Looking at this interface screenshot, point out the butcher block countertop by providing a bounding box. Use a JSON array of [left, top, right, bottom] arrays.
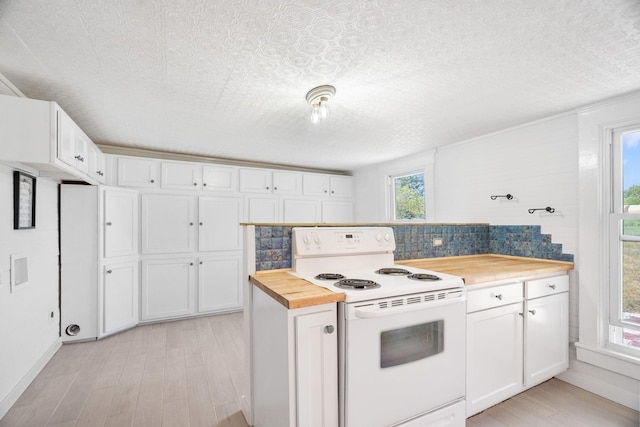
[[249, 254, 573, 309], [396, 254, 573, 285]]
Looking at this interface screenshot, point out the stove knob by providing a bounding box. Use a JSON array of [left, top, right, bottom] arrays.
[[314, 235, 321, 244], [376, 233, 382, 241], [384, 233, 390, 241], [303, 235, 310, 245]]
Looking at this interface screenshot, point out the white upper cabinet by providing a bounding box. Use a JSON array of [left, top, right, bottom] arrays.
[[87, 143, 106, 183], [118, 157, 160, 188], [303, 173, 353, 198], [141, 194, 195, 254], [203, 165, 237, 192], [240, 168, 302, 195], [57, 109, 95, 176], [161, 161, 202, 190], [199, 196, 243, 251], [329, 176, 353, 198], [273, 171, 302, 195], [239, 168, 272, 193], [0, 95, 104, 182]]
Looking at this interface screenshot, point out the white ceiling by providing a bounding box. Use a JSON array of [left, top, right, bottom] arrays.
[[1, 1, 640, 172]]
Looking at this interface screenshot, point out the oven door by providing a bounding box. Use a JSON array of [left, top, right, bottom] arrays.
[[340, 294, 466, 427]]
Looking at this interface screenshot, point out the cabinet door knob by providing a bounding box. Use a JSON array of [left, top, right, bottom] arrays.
[[548, 284, 556, 290], [97, 171, 104, 176], [190, 222, 194, 226], [494, 294, 503, 300], [106, 222, 112, 226], [150, 179, 155, 183], [266, 186, 270, 190], [518, 312, 524, 317], [324, 190, 328, 193], [203, 182, 207, 186], [274, 187, 278, 190], [331, 190, 335, 193], [200, 261, 203, 265], [193, 182, 197, 186], [199, 222, 203, 226], [324, 325, 335, 334], [190, 262, 194, 266], [106, 270, 112, 274], [529, 309, 536, 315], [74, 155, 84, 162]]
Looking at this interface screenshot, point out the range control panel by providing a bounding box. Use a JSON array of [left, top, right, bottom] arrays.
[[292, 227, 395, 257]]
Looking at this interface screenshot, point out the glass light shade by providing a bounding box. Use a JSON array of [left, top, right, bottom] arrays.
[[310, 105, 321, 124], [318, 103, 329, 119]]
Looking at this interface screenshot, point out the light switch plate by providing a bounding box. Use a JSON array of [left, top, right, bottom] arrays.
[[433, 238, 443, 247]]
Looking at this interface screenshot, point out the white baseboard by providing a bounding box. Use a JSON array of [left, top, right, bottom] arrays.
[[557, 366, 640, 411], [0, 338, 62, 420]]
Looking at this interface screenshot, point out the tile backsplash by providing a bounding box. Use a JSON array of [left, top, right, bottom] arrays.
[[254, 224, 573, 271]]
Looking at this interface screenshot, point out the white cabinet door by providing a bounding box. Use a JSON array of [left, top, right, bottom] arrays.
[[102, 261, 138, 335], [104, 188, 138, 258], [141, 258, 196, 320], [273, 171, 301, 195], [295, 307, 339, 427], [118, 157, 160, 188], [246, 196, 279, 223], [141, 194, 195, 254], [321, 201, 353, 223], [329, 176, 353, 198], [199, 196, 242, 251], [198, 255, 242, 313], [56, 109, 77, 168], [524, 292, 569, 387], [282, 199, 321, 223], [161, 162, 202, 190], [74, 132, 90, 174], [88, 143, 106, 183], [239, 168, 272, 193], [302, 174, 329, 197], [466, 302, 524, 417], [203, 165, 237, 192]]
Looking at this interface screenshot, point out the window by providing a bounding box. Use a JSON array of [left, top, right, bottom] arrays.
[[609, 128, 640, 352], [390, 172, 425, 220]]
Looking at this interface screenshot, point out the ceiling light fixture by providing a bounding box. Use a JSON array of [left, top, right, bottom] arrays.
[[306, 85, 336, 124]]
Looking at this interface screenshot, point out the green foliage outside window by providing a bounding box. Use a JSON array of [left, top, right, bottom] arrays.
[[394, 173, 425, 220]]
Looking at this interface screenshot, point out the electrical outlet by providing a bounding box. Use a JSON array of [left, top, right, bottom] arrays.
[[433, 238, 443, 247]]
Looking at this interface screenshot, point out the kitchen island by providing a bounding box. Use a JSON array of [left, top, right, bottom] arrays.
[[246, 253, 574, 426]]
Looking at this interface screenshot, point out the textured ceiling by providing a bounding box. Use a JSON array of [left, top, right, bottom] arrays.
[[1, 0, 640, 172]]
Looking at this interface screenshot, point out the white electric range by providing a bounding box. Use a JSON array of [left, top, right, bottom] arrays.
[[290, 227, 466, 427]]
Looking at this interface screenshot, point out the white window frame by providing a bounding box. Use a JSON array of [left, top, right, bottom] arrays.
[[607, 127, 640, 356], [607, 130, 640, 355], [388, 170, 426, 222]]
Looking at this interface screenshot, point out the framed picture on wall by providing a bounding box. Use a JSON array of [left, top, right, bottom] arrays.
[[13, 171, 36, 229]]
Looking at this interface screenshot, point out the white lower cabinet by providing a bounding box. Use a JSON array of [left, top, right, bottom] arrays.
[[252, 286, 338, 427], [466, 302, 523, 416], [141, 258, 196, 321], [198, 255, 242, 313], [102, 261, 138, 335], [466, 273, 569, 417]]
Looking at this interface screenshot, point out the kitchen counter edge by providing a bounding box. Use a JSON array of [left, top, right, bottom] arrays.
[[249, 254, 574, 309]]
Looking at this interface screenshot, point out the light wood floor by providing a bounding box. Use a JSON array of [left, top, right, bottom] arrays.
[[1, 312, 638, 427]]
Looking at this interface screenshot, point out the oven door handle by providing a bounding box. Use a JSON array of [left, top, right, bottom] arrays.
[[353, 297, 464, 319]]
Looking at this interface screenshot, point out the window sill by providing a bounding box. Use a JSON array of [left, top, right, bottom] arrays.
[[575, 342, 640, 380]]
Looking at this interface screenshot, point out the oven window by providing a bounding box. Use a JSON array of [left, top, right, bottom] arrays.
[[380, 320, 444, 368]]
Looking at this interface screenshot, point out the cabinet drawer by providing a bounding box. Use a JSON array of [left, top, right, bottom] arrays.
[[526, 274, 568, 299], [467, 282, 523, 313]]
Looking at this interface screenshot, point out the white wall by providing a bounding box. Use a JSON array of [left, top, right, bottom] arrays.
[[0, 163, 61, 418], [433, 113, 579, 256]]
